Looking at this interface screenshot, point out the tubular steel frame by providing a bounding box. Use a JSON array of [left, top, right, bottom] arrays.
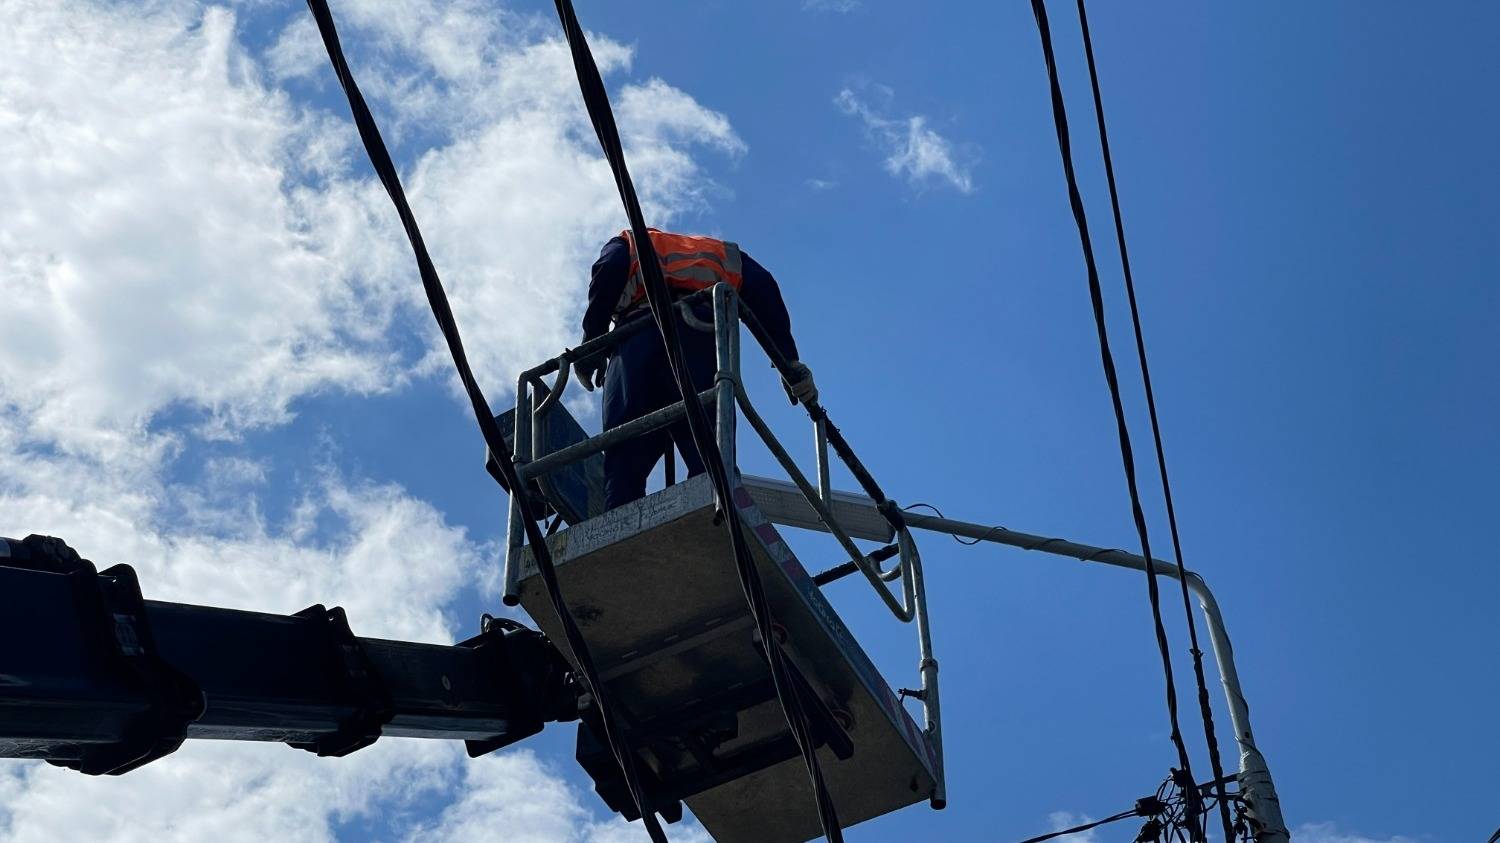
[[496, 282, 1287, 839], [500, 283, 946, 809], [892, 512, 1287, 841]]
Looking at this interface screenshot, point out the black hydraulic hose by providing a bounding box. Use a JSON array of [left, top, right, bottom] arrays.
[[1073, 2, 1235, 839], [548, 1, 845, 839], [1027, 1, 1202, 836], [301, 2, 667, 839]]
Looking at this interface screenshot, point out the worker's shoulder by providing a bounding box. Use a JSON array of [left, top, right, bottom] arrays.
[[594, 234, 629, 264]]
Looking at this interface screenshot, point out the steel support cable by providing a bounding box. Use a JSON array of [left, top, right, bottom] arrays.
[[300, 2, 667, 840], [547, 1, 845, 839], [1072, 2, 1235, 839], [1027, 1, 1202, 836]]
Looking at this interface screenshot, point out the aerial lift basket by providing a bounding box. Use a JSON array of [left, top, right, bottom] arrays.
[[494, 285, 944, 842], [514, 474, 937, 841]]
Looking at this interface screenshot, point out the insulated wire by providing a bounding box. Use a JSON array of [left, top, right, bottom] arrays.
[[548, 1, 845, 839], [903, 502, 1001, 546], [1072, 2, 1235, 838], [301, 2, 668, 840], [1027, 1, 1201, 835], [1015, 809, 1137, 843]]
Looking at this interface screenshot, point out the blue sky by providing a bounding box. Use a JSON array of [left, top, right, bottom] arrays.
[[1, 2, 1495, 842]]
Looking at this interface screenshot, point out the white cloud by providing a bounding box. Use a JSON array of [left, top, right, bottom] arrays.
[[269, 2, 745, 410], [0, 423, 482, 641], [0, 0, 745, 838], [0, 0, 742, 460], [0, 430, 482, 840], [0, 0, 407, 459], [405, 751, 715, 843], [835, 87, 975, 194], [1041, 810, 1101, 843], [803, 0, 862, 12], [0, 738, 456, 843], [401, 62, 744, 390], [1293, 822, 1418, 843], [2, 734, 721, 843], [265, 11, 328, 82]]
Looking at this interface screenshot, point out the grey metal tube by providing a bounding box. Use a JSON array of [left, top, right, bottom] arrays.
[[735, 383, 944, 805], [899, 529, 945, 809], [501, 491, 526, 608], [518, 388, 716, 482], [520, 291, 717, 381], [501, 378, 533, 607], [1186, 574, 1287, 842], [713, 284, 739, 481], [897, 510, 1288, 841], [815, 417, 832, 510], [735, 388, 915, 623]]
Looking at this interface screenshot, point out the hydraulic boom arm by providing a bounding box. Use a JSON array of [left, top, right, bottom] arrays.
[[0, 534, 580, 775]]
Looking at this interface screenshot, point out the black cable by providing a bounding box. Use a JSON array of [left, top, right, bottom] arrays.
[[301, 2, 668, 839], [1027, 2, 1201, 837], [548, 2, 845, 839], [1014, 768, 1230, 843], [1016, 809, 1138, 843], [1072, 3, 1235, 838], [903, 502, 1003, 545]]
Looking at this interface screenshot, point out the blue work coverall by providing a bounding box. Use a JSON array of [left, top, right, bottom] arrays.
[[581, 235, 801, 510]]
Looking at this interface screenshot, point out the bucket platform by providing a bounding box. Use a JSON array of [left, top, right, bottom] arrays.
[[514, 473, 939, 842], [499, 284, 944, 841]]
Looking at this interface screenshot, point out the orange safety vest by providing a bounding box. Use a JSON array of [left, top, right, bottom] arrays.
[[615, 228, 743, 317]]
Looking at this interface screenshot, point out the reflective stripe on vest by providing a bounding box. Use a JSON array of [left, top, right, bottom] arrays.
[[615, 229, 743, 317]]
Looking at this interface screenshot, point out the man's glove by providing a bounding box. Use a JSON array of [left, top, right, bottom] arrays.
[[781, 360, 818, 406], [576, 354, 608, 392]]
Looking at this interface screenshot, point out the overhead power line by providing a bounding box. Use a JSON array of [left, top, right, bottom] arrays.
[[1027, 1, 1202, 837], [548, 1, 845, 839], [303, 1, 668, 839], [1072, 1, 1235, 839], [1016, 809, 1137, 843]]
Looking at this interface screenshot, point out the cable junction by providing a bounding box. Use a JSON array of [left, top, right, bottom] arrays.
[[1014, 771, 1247, 843]]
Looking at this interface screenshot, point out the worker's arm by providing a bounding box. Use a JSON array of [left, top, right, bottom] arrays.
[[737, 251, 800, 363], [738, 251, 817, 405], [580, 235, 630, 344], [577, 236, 630, 390]]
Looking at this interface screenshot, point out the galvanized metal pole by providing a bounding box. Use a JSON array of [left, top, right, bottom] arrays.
[[712, 283, 739, 481], [815, 417, 833, 509], [501, 377, 533, 607], [894, 510, 1289, 842], [518, 388, 716, 482], [898, 528, 946, 809], [1186, 573, 1285, 842]]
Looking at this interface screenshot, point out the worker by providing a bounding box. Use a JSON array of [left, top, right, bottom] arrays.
[[576, 228, 816, 510]]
